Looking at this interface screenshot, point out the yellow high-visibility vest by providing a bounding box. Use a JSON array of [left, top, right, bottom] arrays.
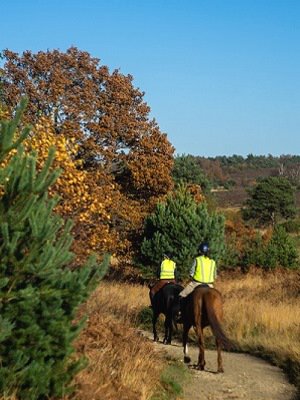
[[193, 256, 216, 283], [160, 259, 176, 279]]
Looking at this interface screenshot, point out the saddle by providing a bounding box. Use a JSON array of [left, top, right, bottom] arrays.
[[153, 280, 175, 295]]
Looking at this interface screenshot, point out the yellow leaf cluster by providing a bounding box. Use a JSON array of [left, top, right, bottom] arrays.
[[25, 117, 115, 261]]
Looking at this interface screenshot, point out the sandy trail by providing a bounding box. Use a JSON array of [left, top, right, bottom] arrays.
[[141, 330, 298, 400]]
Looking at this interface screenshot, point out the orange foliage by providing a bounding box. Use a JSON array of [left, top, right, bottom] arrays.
[[185, 183, 204, 203], [23, 117, 116, 261], [1, 48, 174, 262], [225, 214, 256, 254]]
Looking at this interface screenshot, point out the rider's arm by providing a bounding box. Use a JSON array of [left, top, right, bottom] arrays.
[[174, 266, 178, 281], [156, 264, 161, 279], [189, 259, 196, 278]]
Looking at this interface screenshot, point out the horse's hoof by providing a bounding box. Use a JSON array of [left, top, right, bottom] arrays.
[[184, 356, 191, 364], [217, 368, 224, 373]]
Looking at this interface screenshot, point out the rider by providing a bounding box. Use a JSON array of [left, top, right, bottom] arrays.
[[177, 242, 216, 320], [149, 253, 177, 303]]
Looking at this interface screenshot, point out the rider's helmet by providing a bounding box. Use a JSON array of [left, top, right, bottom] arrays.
[[199, 242, 209, 255], [163, 253, 171, 259]]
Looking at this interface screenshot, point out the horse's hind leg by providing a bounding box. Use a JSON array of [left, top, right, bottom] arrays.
[[183, 324, 191, 363], [152, 312, 159, 342], [216, 338, 224, 373], [195, 326, 205, 370], [163, 314, 172, 344]]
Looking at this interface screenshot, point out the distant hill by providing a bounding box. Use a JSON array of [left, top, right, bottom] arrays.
[[194, 155, 300, 208]]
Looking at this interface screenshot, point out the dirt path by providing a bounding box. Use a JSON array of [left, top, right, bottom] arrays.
[[140, 330, 298, 400]]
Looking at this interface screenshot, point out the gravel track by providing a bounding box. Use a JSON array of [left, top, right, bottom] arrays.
[[141, 330, 298, 400]]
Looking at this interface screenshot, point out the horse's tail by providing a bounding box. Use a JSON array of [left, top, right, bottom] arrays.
[[204, 292, 233, 351]]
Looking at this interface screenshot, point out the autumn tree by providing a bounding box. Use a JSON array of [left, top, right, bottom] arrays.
[[0, 48, 174, 262], [21, 117, 118, 263], [221, 212, 258, 270], [197, 157, 227, 186]]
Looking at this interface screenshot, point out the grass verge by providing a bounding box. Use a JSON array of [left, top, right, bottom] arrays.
[[150, 358, 189, 400]]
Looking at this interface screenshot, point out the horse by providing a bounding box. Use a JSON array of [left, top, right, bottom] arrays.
[[181, 285, 232, 373], [150, 283, 183, 344]]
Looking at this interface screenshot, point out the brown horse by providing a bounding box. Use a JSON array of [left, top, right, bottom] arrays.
[[181, 285, 232, 373]]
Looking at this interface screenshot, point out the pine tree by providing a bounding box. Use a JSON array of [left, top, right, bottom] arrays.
[[0, 99, 109, 399], [242, 176, 297, 226], [140, 185, 225, 279], [265, 225, 298, 269], [172, 154, 211, 193]]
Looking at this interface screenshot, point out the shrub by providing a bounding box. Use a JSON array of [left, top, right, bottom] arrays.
[[241, 234, 266, 272], [221, 238, 241, 270], [280, 219, 300, 234], [240, 226, 298, 271], [264, 225, 298, 269]]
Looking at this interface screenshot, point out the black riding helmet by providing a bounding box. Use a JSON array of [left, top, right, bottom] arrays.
[[199, 242, 209, 255]]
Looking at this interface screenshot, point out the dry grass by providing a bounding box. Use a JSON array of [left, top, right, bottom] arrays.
[[71, 282, 162, 400], [216, 270, 300, 387]]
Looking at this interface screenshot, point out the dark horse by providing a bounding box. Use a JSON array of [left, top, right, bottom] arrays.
[[150, 283, 183, 344], [181, 285, 232, 372]]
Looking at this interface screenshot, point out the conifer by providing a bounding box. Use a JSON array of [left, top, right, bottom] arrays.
[[0, 98, 109, 399], [141, 185, 225, 279]]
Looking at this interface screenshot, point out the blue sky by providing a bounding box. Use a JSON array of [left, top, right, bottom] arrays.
[[1, 0, 300, 157]]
